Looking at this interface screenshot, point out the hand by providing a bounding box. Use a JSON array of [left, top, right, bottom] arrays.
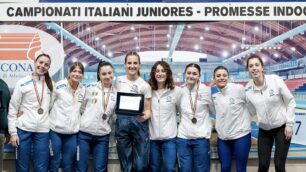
[[284, 125, 293, 141], [9, 135, 19, 148], [137, 114, 149, 122]]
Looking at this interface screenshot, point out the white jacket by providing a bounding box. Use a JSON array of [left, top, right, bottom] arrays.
[[80, 82, 117, 136], [178, 83, 214, 139], [149, 86, 182, 140], [49, 79, 85, 134], [212, 83, 251, 140], [245, 74, 296, 130], [8, 75, 52, 135]]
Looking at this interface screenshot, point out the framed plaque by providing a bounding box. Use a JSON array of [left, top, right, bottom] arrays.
[[115, 92, 144, 116]]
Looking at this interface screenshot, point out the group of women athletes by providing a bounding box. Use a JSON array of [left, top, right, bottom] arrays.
[[7, 51, 295, 172]]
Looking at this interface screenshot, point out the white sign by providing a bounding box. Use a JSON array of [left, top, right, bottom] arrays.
[[0, 2, 306, 21]]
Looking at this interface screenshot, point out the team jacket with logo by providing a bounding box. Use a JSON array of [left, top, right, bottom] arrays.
[[8, 75, 52, 135], [49, 79, 85, 134], [245, 74, 296, 130], [149, 86, 182, 140], [115, 75, 152, 98], [212, 83, 251, 140], [79, 82, 117, 136], [178, 83, 214, 139]]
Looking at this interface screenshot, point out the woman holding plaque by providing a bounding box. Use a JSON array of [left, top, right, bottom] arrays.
[[76, 61, 117, 172], [212, 66, 251, 172], [49, 62, 85, 172], [245, 55, 296, 172], [177, 63, 214, 172], [115, 51, 152, 172], [8, 53, 53, 172], [148, 61, 181, 172]]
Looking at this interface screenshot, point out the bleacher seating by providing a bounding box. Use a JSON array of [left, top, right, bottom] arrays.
[[284, 78, 306, 91]]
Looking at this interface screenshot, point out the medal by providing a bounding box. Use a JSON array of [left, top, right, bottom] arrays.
[[32, 75, 45, 115], [37, 108, 44, 115], [101, 82, 112, 121], [102, 113, 107, 120], [189, 84, 199, 125], [191, 117, 197, 124]]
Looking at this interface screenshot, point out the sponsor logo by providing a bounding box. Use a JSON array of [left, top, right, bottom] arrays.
[[0, 25, 64, 89]]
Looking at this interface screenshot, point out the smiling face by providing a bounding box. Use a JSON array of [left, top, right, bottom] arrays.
[[155, 64, 167, 85], [214, 69, 229, 89], [69, 66, 83, 83], [125, 55, 140, 77], [247, 57, 264, 80], [99, 65, 114, 87], [185, 66, 200, 87], [34, 55, 51, 76]]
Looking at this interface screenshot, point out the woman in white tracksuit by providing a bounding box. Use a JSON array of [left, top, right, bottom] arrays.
[[148, 61, 181, 172], [76, 61, 117, 172], [245, 55, 296, 172], [8, 53, 53, 172], [49, 62, 85, 172], [212, 66, 251, 172], [177, 63, 214, 172]]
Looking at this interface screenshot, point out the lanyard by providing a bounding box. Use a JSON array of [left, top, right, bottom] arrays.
[[102, 83, 112, 114]]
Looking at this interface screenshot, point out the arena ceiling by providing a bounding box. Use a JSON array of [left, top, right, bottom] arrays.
[[2, 21, 306, 67]]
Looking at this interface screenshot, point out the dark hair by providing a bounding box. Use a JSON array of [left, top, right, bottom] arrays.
[[69, 62, 84, 75], [36, 53, 53, 91], [213, 66, 229, 78], [124, 51, 141, 76], [97, 61, 114, 81], [184, 63, 201, 75], [148, 61, 175, 90], [246, 55, 264, 70]]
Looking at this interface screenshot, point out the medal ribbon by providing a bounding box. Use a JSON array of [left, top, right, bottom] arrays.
[[32, 76, 44, 109], [189, 84, 199, 118], [101, 82, 112, 114]]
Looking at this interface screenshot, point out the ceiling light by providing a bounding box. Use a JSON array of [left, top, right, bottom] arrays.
[[86, 27, 91, 31], [205, 27, 210, 31], [274, 53, 279, 57], [242, 37, 246, 41], [130, 27, 135, 31], [232, 44, 237, 49], [134, 36, 138, 40], [254, 26, 259, 32], [107, 52, 113, 57], [166, 44, 170, 48], [167, 34, 170, 38], [194, 44, 199, 50], [187, 25, 192, 29], [136, 46, 140, 50], [95, 37, 100, 41], [222, 51, 228, 58], [200, 36, 204, 40], [102, 45, 106, 49], [291, 47, 296, 51]]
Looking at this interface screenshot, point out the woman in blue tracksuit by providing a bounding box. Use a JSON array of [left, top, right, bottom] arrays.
[[8, 53, 53, 172], [177, 63, 214, 172], [212, 66, 251, 172], [115, 51, 152, 172], [49, 62, 85, 172], [148, 61, 181, 172], [76, 61, 117, 172]]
